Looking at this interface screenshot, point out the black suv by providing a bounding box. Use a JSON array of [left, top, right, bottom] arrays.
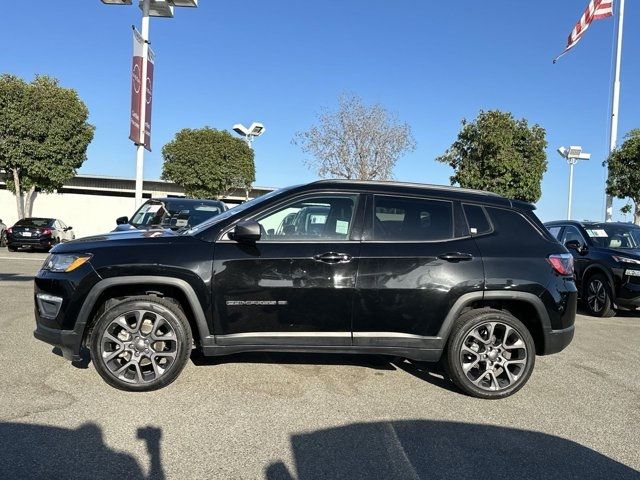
[[545, 220, 640, 317], [34, 181, 576, 399]]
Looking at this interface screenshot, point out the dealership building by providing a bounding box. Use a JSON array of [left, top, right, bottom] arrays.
[[0, 175, 275, 239]]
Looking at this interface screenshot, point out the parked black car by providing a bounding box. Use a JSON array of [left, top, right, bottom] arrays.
[[115, 198, 228, 231], [34, 181, 576, 398], [7, 218, 75, 252], [545, 220, 640, 317], [0, 219, 7, 247]]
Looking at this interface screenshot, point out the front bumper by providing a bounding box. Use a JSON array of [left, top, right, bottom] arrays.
[[33, 322, 84, 363]]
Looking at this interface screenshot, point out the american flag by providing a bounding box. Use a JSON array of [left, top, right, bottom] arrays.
[[554, 0, 614, 62]]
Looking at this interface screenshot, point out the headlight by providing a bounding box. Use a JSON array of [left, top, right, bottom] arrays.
[[43, 254, 92, 272], [612, 255, 640, 265]]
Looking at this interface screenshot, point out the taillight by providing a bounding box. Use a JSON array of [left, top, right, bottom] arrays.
[[6, 227, 12, 234], [548, 253, 574, 276], [41, 228, 52, 236]]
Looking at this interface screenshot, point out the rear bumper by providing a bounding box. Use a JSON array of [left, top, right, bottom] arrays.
[[8, 236, 54, 249], [541, 325, 575, 355]]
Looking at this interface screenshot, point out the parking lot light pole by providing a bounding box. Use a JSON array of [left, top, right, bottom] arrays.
[[100, 0, 198, 207], [557, 146, 591, 220], [232, 122, 266, 150]]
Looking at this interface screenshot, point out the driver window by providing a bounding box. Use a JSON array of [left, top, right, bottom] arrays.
[[562, 226, 585, 247], [256, 195, 358, 241]]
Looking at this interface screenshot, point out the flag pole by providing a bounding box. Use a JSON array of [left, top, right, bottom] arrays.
[[605, 0, 625, 222]]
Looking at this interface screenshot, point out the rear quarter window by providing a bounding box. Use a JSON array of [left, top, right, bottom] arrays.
[[484, 207, 549, 247], [462, 204, 492, 235]]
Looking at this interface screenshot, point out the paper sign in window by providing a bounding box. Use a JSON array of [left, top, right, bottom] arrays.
[[336, 220, 349, 235]]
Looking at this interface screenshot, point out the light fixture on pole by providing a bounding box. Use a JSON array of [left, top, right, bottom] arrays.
[[232, 122, 266, 149], [557, 146, 591, 220], [100, 0, 198, 207]]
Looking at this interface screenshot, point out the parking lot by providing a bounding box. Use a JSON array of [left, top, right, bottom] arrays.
[[0, 250, 638, 479]]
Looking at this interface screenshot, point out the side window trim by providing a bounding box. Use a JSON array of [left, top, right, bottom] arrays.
[[218, 191, 363, 243], [366, 194, 456, 243], [461, 203, 495, 238]]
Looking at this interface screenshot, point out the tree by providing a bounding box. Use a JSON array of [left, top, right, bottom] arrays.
[[0, 74, 95, 218], [161, 127, 255, 199], [436, 110, 548, 203], [605, 129, 640, 225], [293, 93, 416, 180]]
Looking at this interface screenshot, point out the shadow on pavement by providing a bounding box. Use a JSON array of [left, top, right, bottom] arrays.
[[0, 422, 165, 480], [265, 420, 638, 480], [0, 272, 34, 282]]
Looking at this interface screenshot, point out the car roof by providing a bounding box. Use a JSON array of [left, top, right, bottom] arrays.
[[147, 198, 225, 205], [299, 179, 527, 209], [544, 220, 640, 228]]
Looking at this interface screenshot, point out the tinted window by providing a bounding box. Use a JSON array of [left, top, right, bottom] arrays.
[[485, 207, 543, 246], [463, 204, 491, 235], [257, 195, 357, 241], [15, 218, 53, 227], [547, 226, 562, 240], [561, 226, 586, 247], [373, 196, 453, 241]]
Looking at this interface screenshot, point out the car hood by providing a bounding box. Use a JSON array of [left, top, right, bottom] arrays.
[[50, 228, 177, 253], [593, 246, 640, 259]]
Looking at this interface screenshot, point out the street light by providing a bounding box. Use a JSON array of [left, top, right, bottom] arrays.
[[557, 145, 591, 220], [232, 122, 266, 149], [100, 0, 198, 207]]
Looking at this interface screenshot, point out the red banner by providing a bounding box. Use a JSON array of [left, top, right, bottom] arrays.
[[129, 29, 144, 145], [129, 29, 154, 152]]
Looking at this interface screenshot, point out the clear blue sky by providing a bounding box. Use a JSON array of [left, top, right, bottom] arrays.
[[3, 0, 639, 222]]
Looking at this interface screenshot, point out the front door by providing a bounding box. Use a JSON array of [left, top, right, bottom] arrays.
[[212, 193, 363, 346], [353, 194, 484, 347]]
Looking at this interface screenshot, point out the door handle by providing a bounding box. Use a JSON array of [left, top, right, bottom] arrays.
[[438, 252, 473, 262], [313, 252, 353, 264]]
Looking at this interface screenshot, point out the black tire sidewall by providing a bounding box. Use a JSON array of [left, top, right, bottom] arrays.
[[446, 310, 536, 400], [90, 296, 192, 392]]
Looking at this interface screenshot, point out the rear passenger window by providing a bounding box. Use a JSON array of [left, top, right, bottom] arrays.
[[463, 204, 492, 235], [374, 196, 453, 241]]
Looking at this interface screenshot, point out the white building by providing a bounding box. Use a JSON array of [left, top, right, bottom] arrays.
[[0, 174, 275, 239]]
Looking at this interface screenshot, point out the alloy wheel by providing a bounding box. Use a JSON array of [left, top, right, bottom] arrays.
[[100, 309, 179, 384], [587, 279, 606, 313], [459, 321, 528, 392]]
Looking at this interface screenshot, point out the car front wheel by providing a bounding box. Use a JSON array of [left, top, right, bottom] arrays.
[[584, 274, 615, 317], [445, 309, 536, 399], [90, 295, 193, 391]]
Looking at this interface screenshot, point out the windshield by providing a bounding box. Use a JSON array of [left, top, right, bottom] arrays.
[[184, 187, 293, 235], [585, 224, 640, 249], [130, 200, 224, 230]]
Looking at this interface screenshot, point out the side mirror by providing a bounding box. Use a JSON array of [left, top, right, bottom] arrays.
[[116, 216, 129, 225], [565, 240, 582, 252], [232, 220, 261, 243], [65, 226, 73, 231]]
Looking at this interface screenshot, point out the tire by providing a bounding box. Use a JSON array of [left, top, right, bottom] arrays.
[[583, 273, 615, 318], [7, 244, 17, 252], [90, 295, 193, 392], [0, 231, 6, 247], [444, 308, 536, 400]]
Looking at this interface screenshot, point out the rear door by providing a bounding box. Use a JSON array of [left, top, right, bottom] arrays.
[[212, 192, 364, 346], [353, 194, 483, 347]]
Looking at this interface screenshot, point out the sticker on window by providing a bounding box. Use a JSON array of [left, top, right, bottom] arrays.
[[586, 229, 608, 238], [335, 220, 349, 235]]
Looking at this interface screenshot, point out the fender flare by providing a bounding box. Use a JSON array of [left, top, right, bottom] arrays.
[[435, 290, 552, 341], [75, 276, 212, 344]]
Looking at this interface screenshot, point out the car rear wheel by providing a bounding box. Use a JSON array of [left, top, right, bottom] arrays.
[[0, 231, 6, 247], [444, 309, 535, 399], [584, 274, 615, 318], [90, 295, 192, 391]]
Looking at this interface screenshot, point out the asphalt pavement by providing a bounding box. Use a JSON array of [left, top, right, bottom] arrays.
[[0, 250, 638, 479]]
